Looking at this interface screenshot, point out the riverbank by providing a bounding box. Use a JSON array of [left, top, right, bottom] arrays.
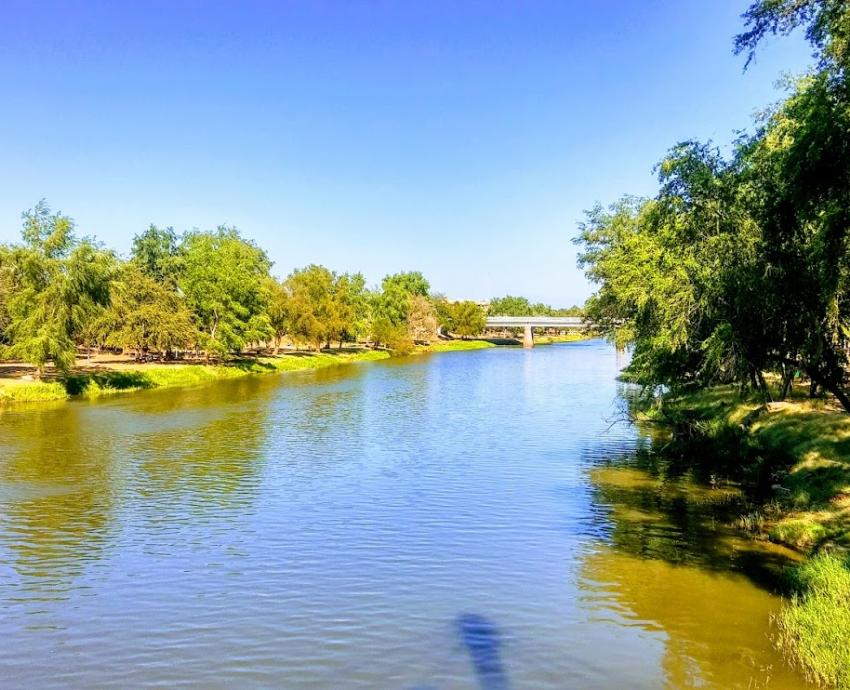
[[640, 386, 849, 551], [0, 338, 501, 406], [417, 339, 495, 353], [639, 386, 850, 688], [534, 333, 592, 345], [0, 349, 392, 405]]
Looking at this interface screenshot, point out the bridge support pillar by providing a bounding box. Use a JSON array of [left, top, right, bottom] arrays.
[[523, 323, 534, 348]]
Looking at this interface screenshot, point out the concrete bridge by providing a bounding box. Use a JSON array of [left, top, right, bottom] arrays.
[[484, 316, 593, 348]]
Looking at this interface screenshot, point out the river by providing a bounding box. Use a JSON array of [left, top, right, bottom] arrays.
[[0, 340, 812, 688]]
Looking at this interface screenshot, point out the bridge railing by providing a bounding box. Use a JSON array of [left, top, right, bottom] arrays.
[[484, 316, 589, 328]]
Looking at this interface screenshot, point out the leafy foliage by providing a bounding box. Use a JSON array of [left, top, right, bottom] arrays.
[[178, 227, 273, 357], [489, 294, 582, 317], [576, 3, 850, 409], [444, 300, 486, 338], [95, 263, 197, 356], [406, 295, 438, 343], [281, 264, 352, 350], [4, 202, 114, 375], [130, 225, 180, 283]]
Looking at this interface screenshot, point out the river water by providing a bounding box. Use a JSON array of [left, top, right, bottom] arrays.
[[0, 340, 812, 689]]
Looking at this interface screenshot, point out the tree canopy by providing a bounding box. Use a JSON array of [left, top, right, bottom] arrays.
[[448, 301, 486, 338], [281, 265, 353, 351], [488, 295, 582, 317], [178, 228, 273, 357], [95, 263, 196, 357], [576, 0, 850, 410], [3, 202, 114, 375]]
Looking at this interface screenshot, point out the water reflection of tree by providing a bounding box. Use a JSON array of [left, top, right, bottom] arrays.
[[580, 547, 808, 689], [281, 365, 369, 444], [132, 376, 276, 517], [577, 459, 810, 689], [584, 444, 797, 591], [0, 404, 116, 599], [0, 376, 277, 600]]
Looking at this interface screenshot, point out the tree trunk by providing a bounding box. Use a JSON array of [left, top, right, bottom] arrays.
[[756, 370, 773, 402], [803, 364, 850, 412], [779, 364, 795, 400], [809, 379, 819, 398], [779, 373, 794, 400]]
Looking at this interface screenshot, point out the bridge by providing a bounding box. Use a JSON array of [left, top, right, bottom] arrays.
[[484, 316, 593, 348]]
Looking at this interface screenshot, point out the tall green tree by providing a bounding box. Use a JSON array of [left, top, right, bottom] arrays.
[[381, 271, 430, 298], [178, 227, 273, 358], [488, 295, 534, 316], [4, 201, 114, 376], [0, 245, 13, 347], [371, 271, 431, 330], [95, 263, 197, 358], [575, 0, 850, 410], [263, 276, 290, 353], [130, 225, 180, 283], [339, 272, 371, 343], [576, 140, 759, 391], [282, 264, 351, 350], [448, 301, 486, 338], [733, 1, 850, 407]]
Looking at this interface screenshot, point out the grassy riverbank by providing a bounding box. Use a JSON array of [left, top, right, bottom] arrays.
[[776, 552, 850, 689], [642, 386, 850, 551], [0, 349, 392, 405], [640, 386, 850, 687], [534, 333, 593, 345], [0, 339, 503, 406], [0, 336, 599, 406], [420, 339, 496, 353]]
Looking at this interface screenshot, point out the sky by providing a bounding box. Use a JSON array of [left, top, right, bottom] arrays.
[[0, 1, 814, 305]]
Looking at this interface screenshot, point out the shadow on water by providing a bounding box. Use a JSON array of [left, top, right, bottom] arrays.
[[456, 614, 510, 690]]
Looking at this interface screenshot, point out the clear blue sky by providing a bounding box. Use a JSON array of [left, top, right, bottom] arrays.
[[0, 1, 812, 305]]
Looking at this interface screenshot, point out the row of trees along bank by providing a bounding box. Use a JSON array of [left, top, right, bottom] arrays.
[[576, 0, 850, 413], [0, 203, 576, 377]]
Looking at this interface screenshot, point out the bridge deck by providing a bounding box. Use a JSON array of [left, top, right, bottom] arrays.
[[485, 316, 588, 328]]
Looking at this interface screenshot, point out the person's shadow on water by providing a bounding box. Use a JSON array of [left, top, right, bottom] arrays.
[[455, 613, 510, 690]]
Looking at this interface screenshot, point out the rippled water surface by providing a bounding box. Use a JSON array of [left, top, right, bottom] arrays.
[[0, 341, 812, 688]]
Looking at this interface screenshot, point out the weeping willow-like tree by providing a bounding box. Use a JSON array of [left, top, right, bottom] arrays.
[[178, 227, 273, 358], [3, 202, 114, 377], [93, 263, 198, 358], [576, 0, 850, 411]]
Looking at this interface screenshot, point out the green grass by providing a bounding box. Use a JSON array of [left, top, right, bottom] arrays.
[[420, 339, 495, 353], [770, 519, 830, 550], [640, 386, 850, 686], [259, 349, 389, 370], [534, 333, 593, 345], [0, 381, 68, 403], [776, 553, 850, 689], [642, 386, 850, 551], [0, 340, 509, 406], [1, 349, 392, 405], [0, 344, 504, 405]]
